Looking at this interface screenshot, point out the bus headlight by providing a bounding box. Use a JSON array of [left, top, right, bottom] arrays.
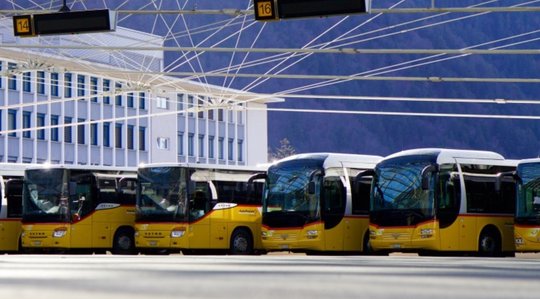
[[420, 229, 433, 238], [515, 237, 524, 245], [53, 228, 67, 238], [261, 231, 273, 239], [171, 227, 186, 238], [306, 230, 319, 239]]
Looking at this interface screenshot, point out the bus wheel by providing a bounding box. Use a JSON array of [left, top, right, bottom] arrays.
[[362, 232, 373, 255], [230, 228, 253, 255], [478, 229, 501, 257], [112, 228, 136, 255]]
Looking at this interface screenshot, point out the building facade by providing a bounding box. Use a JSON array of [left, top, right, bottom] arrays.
[[0, 23, 273, 167]]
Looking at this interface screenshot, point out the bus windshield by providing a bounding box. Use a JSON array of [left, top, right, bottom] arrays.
[[263, 159, 322, 227], [137, 167, 188, 222], [371, 161, 436, 226], [516, 163, 540, 223], [22, 168, 69, 222]]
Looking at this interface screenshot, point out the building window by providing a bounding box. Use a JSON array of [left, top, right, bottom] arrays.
[[64, 117, 72, 143], [198, 98, 204, 118], [238, 104, 244, 124], [218, 109, 224, 122], [90, 77, 98, 102], [208, 109, 214, 120], [188, 95, 194, 117], [156, 96, 168, 109], [198, 134, 204, 158], [115, 82, 122, 106], [139, 127, 146, 151], [8, 110, 16, 137], [37, 113, 45, 140], [23, 111, 31, 138], [228, 138, 234, 161], [178, 132, 184, 155], [51, 73, 59, 96], [103, 79, 110, 104], [77, 75, 85, 98], [64, 73, 72, 98], [103, 122, 110, 147], [0, 61, 2, 89], [127, 125, 134, 150], [127, 93, 134, 108], [228, 109, 234, 123], [8, 63, 17, 90], [237, 140, 243, 162], [188, 133, 194, 156], [177, 94, 184, 112], [139, 92, 146, 109], [23, 72, 31, 92], [115, 123, 122, 148], [208, 136, 215, 159], [218, 137, 224, 160], [50, 115, 59, 141], [91, 123, 98, 146], [37, 71, 45, 95], [77, 118, 85, 145], [157, 137, 169, 150]]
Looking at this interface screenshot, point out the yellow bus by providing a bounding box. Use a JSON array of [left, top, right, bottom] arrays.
[[260, 153, 382, 254], [21, 165, 138, 254], [514, 159, 540, 252], [368, 148, 517, 257], [135, 164, 266, 255], [0, 163, 27, 253]]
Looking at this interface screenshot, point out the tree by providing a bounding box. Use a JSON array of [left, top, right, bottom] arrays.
[[269, 138, 296, 161]]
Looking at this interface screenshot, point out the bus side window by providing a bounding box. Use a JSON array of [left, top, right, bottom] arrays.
[[6, 179, 23, 218], [351, 176, 370, 215], [118, 178, 137, 205]]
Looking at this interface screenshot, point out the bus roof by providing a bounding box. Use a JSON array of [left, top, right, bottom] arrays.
[[25, 164, 137, 173], [383, 148, 506, 165], [272, 153, 383, 170], [517, 158, 540, 166], [138, 162, 268, 172], [0, 163, 41, 177]]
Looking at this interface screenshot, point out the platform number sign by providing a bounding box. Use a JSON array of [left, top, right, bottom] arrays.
[[254, 0, 277, 21], [13, 15, 35, 37]]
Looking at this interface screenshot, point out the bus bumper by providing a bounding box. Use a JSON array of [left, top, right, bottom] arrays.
[[515, 226, 540, 252], [261, 223, 326, 252], [135, 223, 187, 250], [21, 224, 70, 250], [369, 223, 439, 252]]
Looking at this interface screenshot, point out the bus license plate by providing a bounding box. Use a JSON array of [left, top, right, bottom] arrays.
[[391, 244, 401, 249], [148, 241, 157, 246], [32, 241, 42, 246], [280, 244, 289, 250]]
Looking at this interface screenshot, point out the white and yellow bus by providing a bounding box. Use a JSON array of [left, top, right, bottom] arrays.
[[0, 163, 28, 253], [21, 165, 138, 254], [514, 158, 540, 252], [135, 163, 266, 255], [369, 148, 517, 257], [260, 153, 382, 254]]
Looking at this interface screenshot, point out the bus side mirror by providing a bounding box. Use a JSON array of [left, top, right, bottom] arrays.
[[308, 170, 323, 195], [421, 165, 438, 190], [308, 181, 316, 194], [496, 171, 516, 192], [247, 172, 267, 193]]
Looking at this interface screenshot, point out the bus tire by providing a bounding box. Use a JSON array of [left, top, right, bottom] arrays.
[[362, 231, 373, 255], [112, 227, 136, 255], [478, 228, 502, 257], [230, 228, 253, 255]]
